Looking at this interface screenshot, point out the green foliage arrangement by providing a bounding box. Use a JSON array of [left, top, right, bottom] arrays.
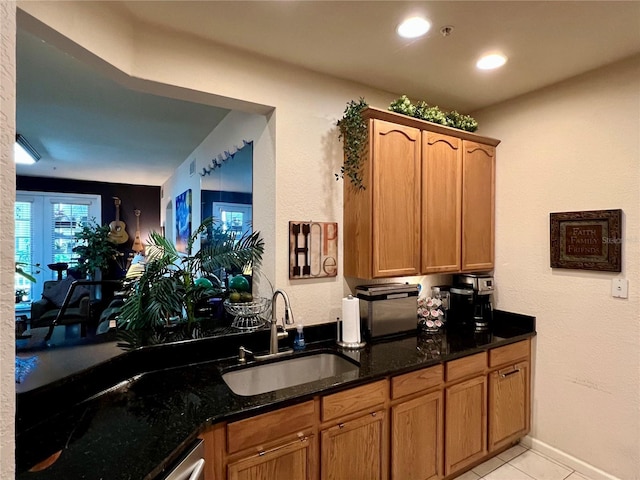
[[336, 95, 478, 191], [445, 110, 479, 132], [388, 95, 478, 132], [73, 220, 119, 277], [336, 97, 369, 190], [118, 216, 264, 330]]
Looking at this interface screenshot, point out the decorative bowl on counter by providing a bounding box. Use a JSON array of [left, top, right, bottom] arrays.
[[224, 296, 271, 330]]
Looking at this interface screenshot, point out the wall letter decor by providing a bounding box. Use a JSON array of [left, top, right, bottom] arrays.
[[289, 221, 338, 279]]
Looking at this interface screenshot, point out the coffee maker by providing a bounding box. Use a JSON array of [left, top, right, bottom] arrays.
[[449, 273, 494, 331]]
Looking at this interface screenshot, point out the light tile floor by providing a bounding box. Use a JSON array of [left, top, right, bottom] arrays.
[[453, 444, 595, 480]]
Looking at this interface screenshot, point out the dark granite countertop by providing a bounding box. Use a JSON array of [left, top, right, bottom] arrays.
[[16, 310, 535, 480]]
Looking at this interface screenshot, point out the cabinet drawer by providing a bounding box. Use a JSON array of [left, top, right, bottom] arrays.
[[227, 400, 315, 454], [391, 364, 443, 399], [322, 380, 387, 422], [489, 340, 530, 368], [446, 352, 487, 382]]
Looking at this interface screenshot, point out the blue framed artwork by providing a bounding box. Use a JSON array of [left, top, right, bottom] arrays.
[[176, 189, 192, 253]]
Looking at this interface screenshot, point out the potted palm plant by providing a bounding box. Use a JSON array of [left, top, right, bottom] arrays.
[[118, 216, 264, 331]]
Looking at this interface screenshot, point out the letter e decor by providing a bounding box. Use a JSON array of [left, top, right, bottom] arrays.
[[550, 209, 622, 272], [289, 221, 338, 279]]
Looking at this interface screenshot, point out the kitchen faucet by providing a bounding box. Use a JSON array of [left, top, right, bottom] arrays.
[[269, 289, 295, 355], [239, 289, 295, 361]]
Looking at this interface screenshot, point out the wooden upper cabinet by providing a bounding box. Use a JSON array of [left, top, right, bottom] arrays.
[[343, 107, 498, 279], [371, 119, 421, 278], [461, 141, 495, 272], [422, 132, 462, 273], [343, 118, 421, 278]]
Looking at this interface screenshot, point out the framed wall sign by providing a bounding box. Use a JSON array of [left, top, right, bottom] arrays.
[[289, 221, 338, 279], [550, 209, 622, 272]]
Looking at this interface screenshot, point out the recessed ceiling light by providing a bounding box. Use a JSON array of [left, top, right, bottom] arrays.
[[476, 53, 507, 70], [397, 17, 431, 39]]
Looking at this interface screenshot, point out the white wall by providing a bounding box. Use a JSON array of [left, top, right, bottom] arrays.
[[162, 109, 275, 284], [0, 3, 16, 477], [475, 55, 640, 480]]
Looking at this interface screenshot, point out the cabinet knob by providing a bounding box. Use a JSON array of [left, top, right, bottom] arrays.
[[338, 423, 345, 429], [371, 412, 377, 417]]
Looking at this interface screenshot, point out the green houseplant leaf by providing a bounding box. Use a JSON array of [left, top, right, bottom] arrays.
[[118, 216, 264, 331]]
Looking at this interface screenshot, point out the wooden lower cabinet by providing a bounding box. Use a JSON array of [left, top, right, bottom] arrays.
[[204, 340, 531, 480], [227, 434, 317, 480], [444, 375, 487, 476], [488, 360, 530, 452], [391, 391, 443, 480], [320, 410, 387, 480]]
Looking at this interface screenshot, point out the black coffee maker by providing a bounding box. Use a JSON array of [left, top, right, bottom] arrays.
[[449, 273, 494, 331]]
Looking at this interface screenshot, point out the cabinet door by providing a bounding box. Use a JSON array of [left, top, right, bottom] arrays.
[[371, 119, 421, 278], [391, 391, 443, 480], [461, 141, 495, 272], [422, 132, 462, 273], [228, 434, 317, 480], [445, 375, 487, 476], [489, 361, 530, 452], [321, 410, 387, 480]]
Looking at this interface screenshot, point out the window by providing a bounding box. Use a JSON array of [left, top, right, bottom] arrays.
[[214, 202, 252, 239], [15, 200, 33, 301], [15, 192, 101, 302]]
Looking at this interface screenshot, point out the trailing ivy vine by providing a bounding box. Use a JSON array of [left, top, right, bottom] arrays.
[[336, 97, 369, 190]]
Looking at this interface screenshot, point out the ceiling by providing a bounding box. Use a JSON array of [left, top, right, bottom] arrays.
[[16, 28, 231, 186], [16, 1, 640, 185]]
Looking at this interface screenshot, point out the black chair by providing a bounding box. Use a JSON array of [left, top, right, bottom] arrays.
[[41, 279, 122, 341]]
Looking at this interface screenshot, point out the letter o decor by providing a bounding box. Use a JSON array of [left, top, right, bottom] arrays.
[[550, 209, 622, 272]]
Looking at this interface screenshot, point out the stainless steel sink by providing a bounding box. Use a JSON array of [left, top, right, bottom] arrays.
[[221, 352, 360, 396]]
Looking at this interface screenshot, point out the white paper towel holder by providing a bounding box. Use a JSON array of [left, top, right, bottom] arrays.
[[336, 317, 366, 349]]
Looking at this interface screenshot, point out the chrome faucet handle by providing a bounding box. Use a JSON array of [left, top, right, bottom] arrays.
[[277, 328, 288, 341]]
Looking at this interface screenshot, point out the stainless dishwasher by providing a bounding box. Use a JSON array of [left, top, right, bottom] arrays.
[[162, 439, 205, 480]]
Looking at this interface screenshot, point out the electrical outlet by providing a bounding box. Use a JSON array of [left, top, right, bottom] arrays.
[[611, 279, 628, 298]]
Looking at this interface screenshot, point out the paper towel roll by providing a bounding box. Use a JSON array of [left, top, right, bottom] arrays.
[[341, 295, 361, 343]]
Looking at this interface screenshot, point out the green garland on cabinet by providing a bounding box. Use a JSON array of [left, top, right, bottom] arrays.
[[389, 95, 478, 132], [336, 96, 478, 190]]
